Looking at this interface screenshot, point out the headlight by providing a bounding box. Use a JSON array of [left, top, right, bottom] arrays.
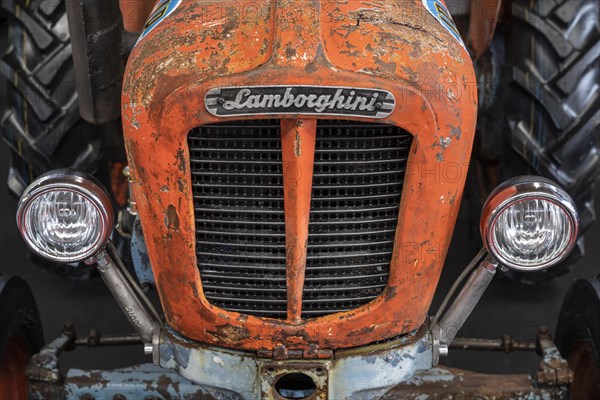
[[16, 170, 114, 263], [480, 176, 579, 271]]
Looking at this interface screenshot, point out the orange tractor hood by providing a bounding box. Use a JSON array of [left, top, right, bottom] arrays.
[[122, 0, 478, 353]]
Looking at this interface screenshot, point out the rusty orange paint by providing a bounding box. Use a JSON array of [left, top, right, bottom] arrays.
[[122, 0, 478, 353], [467, 0, 503, 60], [0, 336, 31, 399], [281, 119, 317, 322], [119, 0, 158, 33]]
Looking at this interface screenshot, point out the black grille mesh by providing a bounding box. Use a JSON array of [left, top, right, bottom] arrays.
[[302, 121, 411, 318], [188, 120, 412, 319]]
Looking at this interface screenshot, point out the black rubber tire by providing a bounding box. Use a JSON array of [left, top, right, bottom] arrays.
[[555, 277, 600, 398], [0, 276, 44, 400], [505, 0, 600, 232], [473, 0, 600, 284], [0, 275, 45, 365], [0, 0, 104, 192]]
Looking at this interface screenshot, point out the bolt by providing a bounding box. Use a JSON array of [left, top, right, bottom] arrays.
[[113, 395, 126, 400], [439, 345, 449, 357], [141, 282, 151, 293], [144, 343, 154, 355], [62, 321, 75, 336], [273, 344, 288, 360], [88, 329, 100, 346]]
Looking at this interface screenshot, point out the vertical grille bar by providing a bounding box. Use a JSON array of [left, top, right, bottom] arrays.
[[189, 120, 412, 320]]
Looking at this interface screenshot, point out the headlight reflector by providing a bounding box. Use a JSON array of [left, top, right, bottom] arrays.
[[481, 176, 578, 271], [17, 170, 114, 263]]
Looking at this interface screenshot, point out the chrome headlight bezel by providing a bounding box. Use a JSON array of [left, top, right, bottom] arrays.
[[16, 169, 114, 263], [480, 176, 579, 271]]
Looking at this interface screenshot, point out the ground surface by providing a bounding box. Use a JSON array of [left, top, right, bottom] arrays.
[[0, 143, 598, 375]]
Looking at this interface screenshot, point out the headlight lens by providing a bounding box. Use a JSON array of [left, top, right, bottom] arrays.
[[481, 176, 579, 271], [17, 170, 114, 263]]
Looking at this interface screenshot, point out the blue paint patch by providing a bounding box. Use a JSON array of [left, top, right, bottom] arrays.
[[137, 0, 182, 43], [422, 0, 466, 49], [131, 218, 155, 288], [387, 353, 403, 367]]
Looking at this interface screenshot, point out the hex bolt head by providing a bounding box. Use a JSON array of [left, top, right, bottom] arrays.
[[439, 344, 449, 357]]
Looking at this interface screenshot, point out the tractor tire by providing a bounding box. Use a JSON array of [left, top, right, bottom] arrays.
[[474, 0, 600, 284], [0, 0, 105, 195], [0, 276, 45, 400], [555, 277, 600, 398]]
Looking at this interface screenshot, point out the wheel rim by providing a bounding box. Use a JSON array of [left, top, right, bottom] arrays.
[[568, 339, 600, 400], [0, 336, 30, 400]]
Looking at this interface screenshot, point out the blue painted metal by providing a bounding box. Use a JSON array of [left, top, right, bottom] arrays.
[[131, 217, 155, 289], [63, 364, 230, 399], [159, 326, 433, 399]]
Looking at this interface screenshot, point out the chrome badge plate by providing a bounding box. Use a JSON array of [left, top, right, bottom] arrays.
[[205, 86, 396, 118]]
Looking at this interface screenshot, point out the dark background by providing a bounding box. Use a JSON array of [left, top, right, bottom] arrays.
[[0, 142, 598, 374]]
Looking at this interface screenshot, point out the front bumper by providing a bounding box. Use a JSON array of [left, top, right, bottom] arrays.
[[26, 324, 570, 400], [159, 327, 433, 400]]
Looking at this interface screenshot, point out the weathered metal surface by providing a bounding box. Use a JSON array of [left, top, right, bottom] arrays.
[[260, 363, 328, 400], [119, 0, 158, 33], [131, 217, 156, 290], [281, 119, 317, 321], [26, 325, 75, 383], [436, 256, 497, 346], [121, 0, 477, 352], [467, 0, 503, 60], [159, 327, 433, 399], [93, 248, 159, 344], [74, 331, 142, 347], [24, 323, 573, 400], [536, 327, 573, 386], [450, 336, 536, 352], [30, 364, 222, 400], [384, 367, 569, 399]]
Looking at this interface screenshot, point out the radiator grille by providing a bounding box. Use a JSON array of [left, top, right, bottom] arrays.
[[302, 121, 411, 318], [189, 120, 412, 320]]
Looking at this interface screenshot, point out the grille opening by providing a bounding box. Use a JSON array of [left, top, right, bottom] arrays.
[[189, 120, 412, 320], [275, 373, 317, 399]]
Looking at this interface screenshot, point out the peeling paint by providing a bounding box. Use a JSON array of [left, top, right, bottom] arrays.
[[121, 0, 477, 352], [164, 205, 180, 231], [294, 131, 302, 157]]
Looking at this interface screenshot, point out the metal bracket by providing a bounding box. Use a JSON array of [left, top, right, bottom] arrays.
[[536, 327, 574, 386], [25, 322, 76, 383]]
